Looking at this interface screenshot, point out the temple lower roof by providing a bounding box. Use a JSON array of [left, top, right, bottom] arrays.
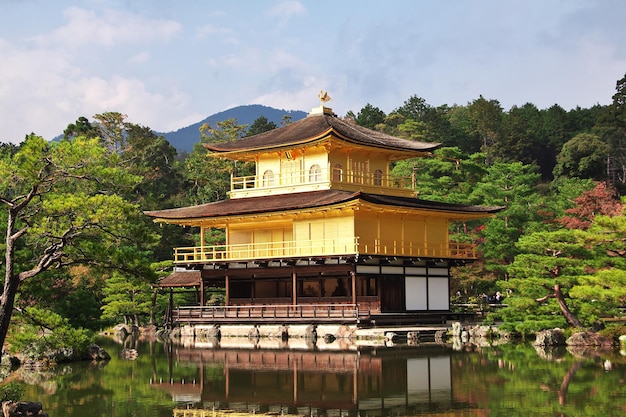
[[144, 190, 502, 221]]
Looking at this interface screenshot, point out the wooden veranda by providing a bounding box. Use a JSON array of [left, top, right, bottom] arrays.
[[172, 304, 362, 325], [168, 304, 471, 327]]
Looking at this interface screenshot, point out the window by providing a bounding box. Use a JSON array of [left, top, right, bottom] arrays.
[[357, 276, 377, 296], [230, 279, 252, 299], [299, 279, 321, 297], [332, 164, 343, 182], [374, 169, 383, 186], [309, 164, 322, 182], [262, 170, 274, 186]]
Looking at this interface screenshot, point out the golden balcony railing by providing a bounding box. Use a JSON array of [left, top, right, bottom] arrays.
[[174, 238, 476, 263], [230, 167, 415, 197], [175, 237, 359, 263]]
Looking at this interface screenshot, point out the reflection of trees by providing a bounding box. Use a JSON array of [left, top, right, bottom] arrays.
[[451, 344, 626, 417], [558, 361, 582, 406]]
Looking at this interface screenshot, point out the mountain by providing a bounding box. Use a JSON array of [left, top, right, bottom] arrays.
[[160, 104, 307, 153]]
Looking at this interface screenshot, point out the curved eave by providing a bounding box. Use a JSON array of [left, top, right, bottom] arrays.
[[203, 128, 334, 161], [207, 133, 436, 162], [357, 200, 501, 220], [144, 190, 503, 227], [148, 200, 360, 228], [203, 114, 440, 161]]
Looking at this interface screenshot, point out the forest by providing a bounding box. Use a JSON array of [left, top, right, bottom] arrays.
[[1, 73, 625, 358]]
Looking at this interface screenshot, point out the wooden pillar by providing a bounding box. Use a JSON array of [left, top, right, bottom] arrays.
[[200, 277, 205, 306], [351, 271, 357, 305], [225, 273, 230, 306], [292, 269, 297, 306], [168, 289, 174, 328]]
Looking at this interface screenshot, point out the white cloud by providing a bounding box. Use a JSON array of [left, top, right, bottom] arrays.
[[196, 23, 235, 40], [0, 5, 192, 142], [31, 6, 182, 49], [253, 74, 336, 115], [128, 51, 150, 64], [263, 0, 306, 28], [265, 0, 306, 19]]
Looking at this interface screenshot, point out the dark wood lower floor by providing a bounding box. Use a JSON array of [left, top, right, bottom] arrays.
[[169, 303, 476, 327], [162, 256, 462, 327]]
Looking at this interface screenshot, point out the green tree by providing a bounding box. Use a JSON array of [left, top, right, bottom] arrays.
[[92, 111, 129, 153], [185, 118, 252, 204], [467, 96, 503, 165], [353, 103, 386, 129], [500, 229, 590, 334], [539, 104, 574, 179], [392, 147, 486, 204], [0, 135, 155, 360], [469, 161, 542, 274], [101, 271, 153, 326], [595, 73, 626, 190], [394, 95, 430, 121], [73, 115, 189, 260], [498, 103, 549, 175], [553, 133, 610, 180], [499, 205, 625, 335], [387, 95, 454, 144], [9, 307, 93, 360], [121, 123, 182, 210], [246, 116, 277, 137], [447, 105, 482, 154], [18, 266, 104, 330], [63, 116, 100, 140]]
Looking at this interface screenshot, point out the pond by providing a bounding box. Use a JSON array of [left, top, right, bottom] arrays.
[[9, 335, 626, 416]]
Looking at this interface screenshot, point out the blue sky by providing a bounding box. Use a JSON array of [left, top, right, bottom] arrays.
[[1, 0, 625, 143]]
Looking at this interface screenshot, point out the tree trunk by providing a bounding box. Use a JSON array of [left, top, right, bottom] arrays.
[[554, 283, 584, 328], [0, 278, 19, 363], [149, 288, 158, 326], [0, 211, 21, 363]]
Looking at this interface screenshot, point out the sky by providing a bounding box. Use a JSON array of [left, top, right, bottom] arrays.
[[1, 0, 626, 143]]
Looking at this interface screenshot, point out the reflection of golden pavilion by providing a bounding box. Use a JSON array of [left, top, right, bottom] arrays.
[[155, 346, 460, 416], [145, 98, 500, 327]]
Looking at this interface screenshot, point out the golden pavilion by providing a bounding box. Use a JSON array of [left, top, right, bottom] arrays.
[[145, 100, 500, 326]]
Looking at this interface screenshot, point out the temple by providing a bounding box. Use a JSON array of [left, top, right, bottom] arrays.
[[144, 99, 501, 327]]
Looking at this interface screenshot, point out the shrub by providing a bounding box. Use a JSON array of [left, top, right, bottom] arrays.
[[0, 382, 24, 402], [598, 324, 626, 342], [9, 307, 93, 361]]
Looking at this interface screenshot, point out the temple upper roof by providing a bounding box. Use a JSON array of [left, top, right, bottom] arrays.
[[144, 189, 502, 222], [203, 110, 440, 156]]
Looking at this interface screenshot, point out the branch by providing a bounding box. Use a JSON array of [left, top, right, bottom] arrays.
[[606, 248, 626, 258], [16, 224, 80, 282], [536, 283, 557, 303], [14, 307, 56, 332], [536, 294, 556, 303], [9, 225, 29, 243]]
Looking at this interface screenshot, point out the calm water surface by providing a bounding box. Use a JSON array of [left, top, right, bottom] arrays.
[[11, 336, 626, 416]]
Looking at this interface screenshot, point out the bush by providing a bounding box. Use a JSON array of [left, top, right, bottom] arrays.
[[598, 324, 626, 342], [0, 382, 24, 402], [9, 307, 93, 361]]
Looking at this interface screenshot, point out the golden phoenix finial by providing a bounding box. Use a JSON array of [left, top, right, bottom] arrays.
[[318, 90, 331, 104]]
